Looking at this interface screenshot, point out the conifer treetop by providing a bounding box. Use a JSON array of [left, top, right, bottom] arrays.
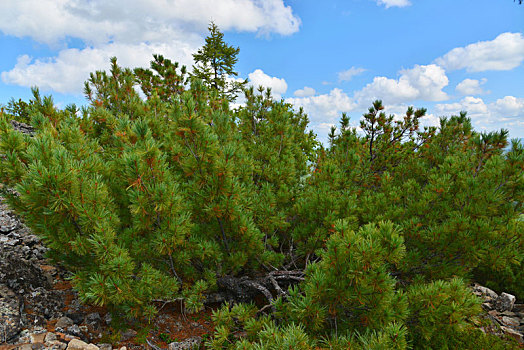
[[192, 21, 247, 101]]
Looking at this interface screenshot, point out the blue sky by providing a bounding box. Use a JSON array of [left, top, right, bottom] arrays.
[[0, 0, 523, 143]]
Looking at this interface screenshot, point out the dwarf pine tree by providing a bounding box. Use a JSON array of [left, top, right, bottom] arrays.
[[0, 44, 311, 317], [206, 221, 495, 349], [236, 86, 317, 265], [276, 221, 409, 335], [294, 102, 523, 295]]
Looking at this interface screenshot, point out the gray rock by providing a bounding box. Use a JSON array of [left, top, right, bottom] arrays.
[[501, 316, 520, 327], [18, 329, 30, 343], [48, 341, 68, 350], [97, 344, 112, 350], [0, 210, 19, 233], [472, 284, 498, 300], [10, 120, 35, 136], [45, 332, 58, 343], [0, 236, 19, 246], [66, 339, 90, 350], [66, 324, 82, 337], [66, 312, 85, 324], [85, 312, 102, 324], [494, 292, 516, 312], [56, 316, 75, 329], [501, 310, 516, 317], [168, 336, 202, 350], [481, 302, 492, 311], [0, 283, 22, 343], [120, 329, 137, 341], [85, 313, 101, 327]]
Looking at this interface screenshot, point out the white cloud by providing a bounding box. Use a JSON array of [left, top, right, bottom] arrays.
[[0, 0, 300, 46], [0, 0, 300, 94], [293, 86, 316, 97], [248, 69, 288, 99], [286, 88, 356, 144], [419, 113, 442, 129], [435, 32, 524, 72], [435, 95, 524, 130], [338, 67, 366, 82], [1, 42, 195, 94], [455, 78, 487, 95], [354, 64, 449, 106], [492, 96, 524, 117], [286, 88, 355, 125], [382, 104, 441, 129], [435, 96, 489, 119], [376, 0, 411, 8]]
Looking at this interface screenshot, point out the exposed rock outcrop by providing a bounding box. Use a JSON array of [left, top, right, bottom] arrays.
[[472, 283, 523, 343], [9, 120, 34, 136]]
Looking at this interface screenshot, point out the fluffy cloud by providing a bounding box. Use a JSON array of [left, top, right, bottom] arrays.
[[376, 0, 411, 8], [435, 96, 489, 119], [455, 78, 487, 95], [492, 96, 524, 117], [381, 104, 441, 128], [338, 67, 366, 82], [0, 0, 300, 94], [248, 69, 288, 99], [286, 88, 355, 125], [435, 95, 524, 130], [293, 86, 316, 97], [1, 42, 195, 94], [354, 64, 449, 106], [435, 32, 524, 72], [0, 0, 300, 45], [286, 88, 356, 143]]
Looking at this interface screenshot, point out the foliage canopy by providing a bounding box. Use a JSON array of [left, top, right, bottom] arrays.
[[0, 23, 522, 349]]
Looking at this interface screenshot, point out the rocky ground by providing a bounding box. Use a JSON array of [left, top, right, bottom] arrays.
[[471, 284, 524, 344]]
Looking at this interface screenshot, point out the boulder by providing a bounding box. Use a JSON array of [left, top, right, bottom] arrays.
[[494, 292, 516, 312], [10, 120, 35, 136], [501, 316, 519, 327], [67, 339, 99, 350], [30, 332, 47, 343], [472, 284, 498, 300]]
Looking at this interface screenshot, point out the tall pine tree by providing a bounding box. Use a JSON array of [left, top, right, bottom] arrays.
[[192, 22, 247, 101]]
